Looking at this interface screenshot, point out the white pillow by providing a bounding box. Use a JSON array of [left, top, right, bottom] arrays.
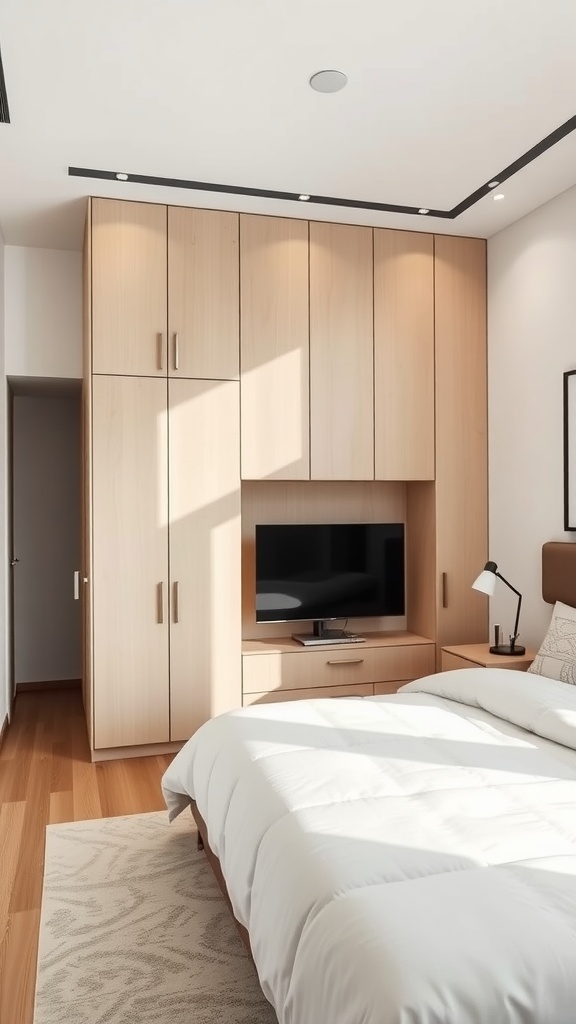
[[528, 600, 576, 684]]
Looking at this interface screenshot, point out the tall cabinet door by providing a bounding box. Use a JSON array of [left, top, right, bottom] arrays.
[[92, 376, 170, 749], [240, 214, 310, 480], [374, 229, 435, 480], [435, 235, 488, 649], [91, 199, 168, 376], [310, 222, 374, 480], [169, 378, 241, 741], [168, 207, 239, 380]]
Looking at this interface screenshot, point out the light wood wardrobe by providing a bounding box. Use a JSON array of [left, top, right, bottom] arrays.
[[83, 198, 241, 754], [82, 197, 487, 752]]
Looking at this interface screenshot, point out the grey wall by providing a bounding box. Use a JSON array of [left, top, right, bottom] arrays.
[[0, 230, 6, 722], [12, 394, 81, 684]]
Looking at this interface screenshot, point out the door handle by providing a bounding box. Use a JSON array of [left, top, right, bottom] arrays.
[[74, 570, 80, 601], [10, 557, 19, 567], [173, 581, 179, 623], [157, 332, 165, 371], [441, 572, 448, 609], [173, 332, 179, 371], [157, 582, 164, 624]]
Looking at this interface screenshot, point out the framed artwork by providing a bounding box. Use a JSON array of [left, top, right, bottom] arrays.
[[564, 370, 576, 530]]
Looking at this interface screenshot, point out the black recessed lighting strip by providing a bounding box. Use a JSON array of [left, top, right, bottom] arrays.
[[68, 111, 576, 220], [0, 46, 10, 124]]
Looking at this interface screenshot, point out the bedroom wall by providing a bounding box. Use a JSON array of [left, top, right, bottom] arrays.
[[487, 183, 576, 650], [4, 246, 82, 379]]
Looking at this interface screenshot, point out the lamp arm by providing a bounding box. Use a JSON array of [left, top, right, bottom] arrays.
[[495, 572, 522, 643]]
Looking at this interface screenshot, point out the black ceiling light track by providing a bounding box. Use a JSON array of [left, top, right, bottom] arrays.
[[69, 111, 576, 220], [0, 46, 10, 123]]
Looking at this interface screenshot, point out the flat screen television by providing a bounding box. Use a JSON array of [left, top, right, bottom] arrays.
[[255, 523, 405, 644]]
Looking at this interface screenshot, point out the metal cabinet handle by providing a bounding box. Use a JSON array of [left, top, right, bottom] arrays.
[[173, 332, 179, 371], [441, 572, 448, 609], [327, 658, 365, 666], [157, 333, 164, 371], [74, 570, 80, 601], [157, 582, 164, 624], [173, 581, 179, 623]]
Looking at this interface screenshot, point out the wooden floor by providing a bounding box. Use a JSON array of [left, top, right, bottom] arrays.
[[0, 689, 174, 1024]]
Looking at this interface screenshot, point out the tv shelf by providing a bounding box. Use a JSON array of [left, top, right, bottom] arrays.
[[242, 630, 435, 706]]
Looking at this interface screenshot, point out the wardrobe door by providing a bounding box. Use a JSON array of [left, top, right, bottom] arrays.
[[168, 207, 239, 380], [240, 214, 310, 480], [92, 376, 170, 748], [91, 199, 168, 376], [374, 229, 435, 480], [309, 222, 374, 480], [169, 378, 241, 741], [435, 235, 488, 649]]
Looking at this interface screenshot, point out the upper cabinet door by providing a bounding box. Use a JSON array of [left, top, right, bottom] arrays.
[[240, 214, 310, 480], [91, 199, 168, 376], [374, 229, 435, 480], [168, 207, 239, 380], [309, 222, 374, 480], [435, 235, 488, 647]]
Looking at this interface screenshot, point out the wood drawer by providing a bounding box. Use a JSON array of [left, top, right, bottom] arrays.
[[441, 652, 478, 671], [242, 642, 435, 695], [243, 682, 374, 705]]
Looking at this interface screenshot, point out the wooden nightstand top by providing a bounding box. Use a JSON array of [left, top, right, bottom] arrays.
[[441, 643, 537, 671]]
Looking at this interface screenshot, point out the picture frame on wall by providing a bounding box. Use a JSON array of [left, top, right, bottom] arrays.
[[564, 370, 576, 530]]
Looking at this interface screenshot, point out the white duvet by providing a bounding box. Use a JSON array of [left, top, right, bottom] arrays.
[[162, 669, 576, 1024]]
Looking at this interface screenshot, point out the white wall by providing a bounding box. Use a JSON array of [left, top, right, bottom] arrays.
[[12, 395, 82, 684], [0, 229, 7, 726], [5, 247, 82, 379], [488, 185, 576, 649]]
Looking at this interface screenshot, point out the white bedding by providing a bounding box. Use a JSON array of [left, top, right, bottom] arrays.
[[162, 668, 576, 1024]]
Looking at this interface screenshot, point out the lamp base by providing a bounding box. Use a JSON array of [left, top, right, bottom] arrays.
[[489, 644, 526, 656]]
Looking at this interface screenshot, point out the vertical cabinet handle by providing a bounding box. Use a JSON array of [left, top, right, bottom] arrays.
[[173, 332, 179, 371], [157, 333, 164, 371], [157, 582, 164, 624], [73, 570, 80, 601], [173, 581, 179, 623], [441, 572, 448, 609]]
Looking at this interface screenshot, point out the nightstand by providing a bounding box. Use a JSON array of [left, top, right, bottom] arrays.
[[441, 643, 537, 673]]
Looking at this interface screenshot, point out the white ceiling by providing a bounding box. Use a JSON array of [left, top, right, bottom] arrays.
[[1, 0, 576, 250]]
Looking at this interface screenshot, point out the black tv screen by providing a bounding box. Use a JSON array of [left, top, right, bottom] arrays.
[[255, 523, 405, 624]]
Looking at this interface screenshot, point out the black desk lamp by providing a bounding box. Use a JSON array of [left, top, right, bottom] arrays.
[[471, 561, 526, 655]]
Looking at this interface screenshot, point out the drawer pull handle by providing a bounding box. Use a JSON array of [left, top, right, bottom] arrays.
[[327, 658, 364, 666]]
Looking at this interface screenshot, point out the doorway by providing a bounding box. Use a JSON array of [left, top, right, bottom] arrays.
[[9, 377, 82, 697]]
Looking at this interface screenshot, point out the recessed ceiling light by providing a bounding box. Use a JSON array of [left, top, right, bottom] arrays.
[[487, 180, 500, 188], [493, 193, 505, 201], [418, 208, 429, 215], [115, 172, 129, 181], [309, 70, 348, 93], [299, 194, 311, 201]]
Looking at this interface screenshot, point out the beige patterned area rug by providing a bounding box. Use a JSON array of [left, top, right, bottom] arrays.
[[34, 811, 278, 1024]]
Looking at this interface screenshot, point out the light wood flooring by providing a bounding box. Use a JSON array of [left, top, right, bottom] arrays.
[[0, 688, 174, 1024]]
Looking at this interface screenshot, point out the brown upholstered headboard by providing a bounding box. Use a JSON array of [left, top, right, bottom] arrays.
[[542, 542, 576, 605]]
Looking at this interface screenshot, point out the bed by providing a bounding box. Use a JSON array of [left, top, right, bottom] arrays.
[[161, 542, 576, 1024]]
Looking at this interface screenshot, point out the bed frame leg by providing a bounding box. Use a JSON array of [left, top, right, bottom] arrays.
[[197, 832, 204, 852]]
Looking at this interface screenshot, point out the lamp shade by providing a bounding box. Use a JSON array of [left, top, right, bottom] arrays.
[[471, 561, 498, 597]]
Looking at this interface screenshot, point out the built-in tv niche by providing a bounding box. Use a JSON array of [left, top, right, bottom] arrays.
[[241, 480, 408, 640]]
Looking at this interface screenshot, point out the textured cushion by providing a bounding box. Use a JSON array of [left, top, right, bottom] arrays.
[[528, 600, 576, 684]]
